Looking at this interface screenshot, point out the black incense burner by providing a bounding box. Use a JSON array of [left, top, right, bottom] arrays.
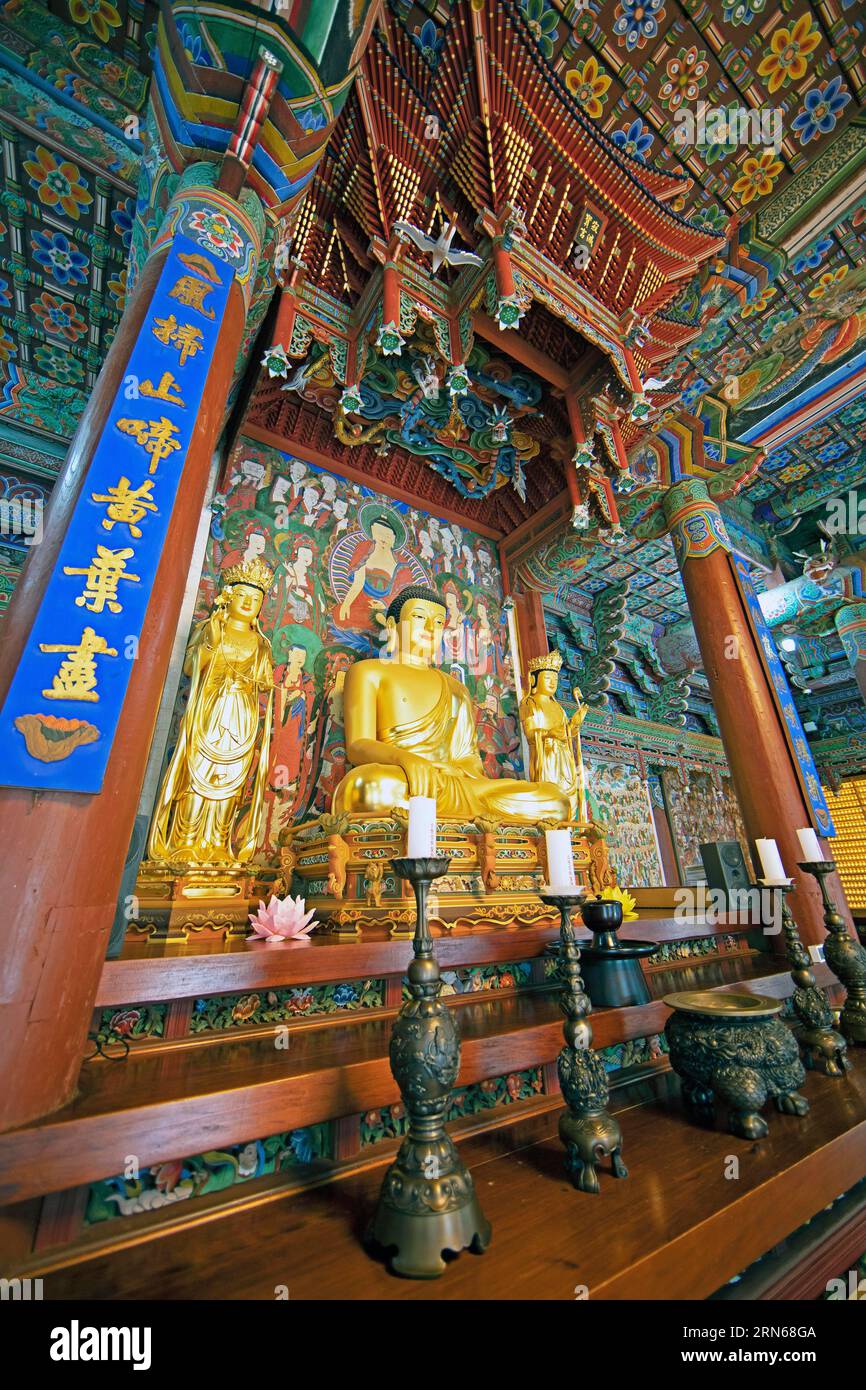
[[577, 897, 656, 1008]]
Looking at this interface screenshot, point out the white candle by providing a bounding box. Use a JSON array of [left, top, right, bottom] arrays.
[[796, 827, 824, 862], [545, 828, 576, 889], [755, 837, 788, 884], [407, 796, 437, 857]]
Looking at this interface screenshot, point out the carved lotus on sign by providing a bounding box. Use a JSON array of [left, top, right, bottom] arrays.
[[14, 712, 99, 762]]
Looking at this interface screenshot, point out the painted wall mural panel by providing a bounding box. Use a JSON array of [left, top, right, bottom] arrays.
[[661, 768, 748, 879], [185, 437, 522, 858], [585, 757, 663, 888]]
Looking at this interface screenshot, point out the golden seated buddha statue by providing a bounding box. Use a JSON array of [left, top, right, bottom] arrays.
[[332, 585, 570, 823]]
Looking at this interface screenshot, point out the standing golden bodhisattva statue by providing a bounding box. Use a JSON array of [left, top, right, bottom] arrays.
[[333, 585, 570, 822], [148, 556, 275, 867], [519, 650, 589, 823]]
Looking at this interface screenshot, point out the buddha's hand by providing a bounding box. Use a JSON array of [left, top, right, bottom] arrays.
[[394, 750, 441, 799]]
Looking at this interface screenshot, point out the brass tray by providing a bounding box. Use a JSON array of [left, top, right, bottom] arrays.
[[663, 990, 782, 1019]]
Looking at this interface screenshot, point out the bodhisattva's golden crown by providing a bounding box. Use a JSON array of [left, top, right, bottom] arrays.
[[527, 650, 563, 675], [221, 556, 274, 593]]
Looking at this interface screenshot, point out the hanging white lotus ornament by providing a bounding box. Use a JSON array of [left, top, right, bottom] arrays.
[[339, 383, 364, 415], [447, 362, 471, 397], [247, 894, 318, 945], [261, 344, 291, 378], [572, 502, 592, 530], [376, 319, 406, 355], [494, 294, 524, 330], [572, 439, 597, 470], [603, 523, 627, 545]]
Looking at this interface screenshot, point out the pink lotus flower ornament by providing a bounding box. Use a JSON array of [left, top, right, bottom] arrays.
[[247, 894, 317, 945]]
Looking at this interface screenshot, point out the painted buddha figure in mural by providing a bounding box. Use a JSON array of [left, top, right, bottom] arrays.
[[333, 585, 570, 822], [148, 557, 275, 868], [333, 506, 417, 634]]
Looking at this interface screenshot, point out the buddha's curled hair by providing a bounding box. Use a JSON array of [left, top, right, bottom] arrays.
[[385, 584, 444, 624]]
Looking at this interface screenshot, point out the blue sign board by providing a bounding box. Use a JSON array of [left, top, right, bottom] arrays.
[[0, 234, 231, 792], [734, 556, 835, 837]]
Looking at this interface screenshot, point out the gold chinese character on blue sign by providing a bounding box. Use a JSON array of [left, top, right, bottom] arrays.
[[0, 233, 231, 791]]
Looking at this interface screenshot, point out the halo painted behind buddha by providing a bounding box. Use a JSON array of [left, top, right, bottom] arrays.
[[332, 585, 570, 822]]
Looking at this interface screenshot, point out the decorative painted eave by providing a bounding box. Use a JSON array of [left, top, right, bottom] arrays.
[[357, 2, 724, 298], [469, 0, 724, 256], [268, 217, 641, 392], [638, 318, 698, 365], [148, 0, 379, 218]]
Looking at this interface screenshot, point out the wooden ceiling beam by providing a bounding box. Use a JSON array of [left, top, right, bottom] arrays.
[[472, 310, 570, 390]]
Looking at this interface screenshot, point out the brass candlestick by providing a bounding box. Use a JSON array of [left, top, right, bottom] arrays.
[[799, 860, 866, 1044], [369, 855, 491, 1277], [759, 879, 848, 1077], [540, 889, 628, 1194]]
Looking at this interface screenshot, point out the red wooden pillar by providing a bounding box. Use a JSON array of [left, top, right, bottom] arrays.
[[492, 239, 516, 301], [272, 290, 297, 352], [651, 802, 679, 888], [382, 260, 400, 329], [0, 193, 258, 1130], [512, 585, 549, 682], [564, 389, 586, 513], [662, 478, 849, 947]]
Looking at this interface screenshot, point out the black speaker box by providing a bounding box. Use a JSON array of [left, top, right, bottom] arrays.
[[699, 840, 752, 893]]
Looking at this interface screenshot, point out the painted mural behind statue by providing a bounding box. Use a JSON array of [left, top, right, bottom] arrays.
[[178, 438, 522, 859]]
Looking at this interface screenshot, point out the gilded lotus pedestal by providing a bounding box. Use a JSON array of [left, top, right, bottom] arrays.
[[129, 862, 273, 941], [282, 813, 615, 936]]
